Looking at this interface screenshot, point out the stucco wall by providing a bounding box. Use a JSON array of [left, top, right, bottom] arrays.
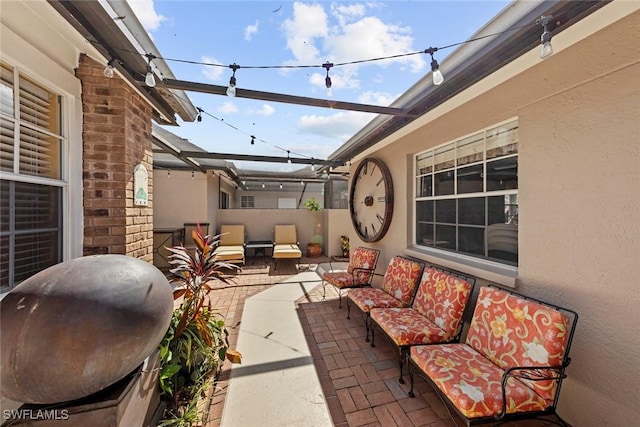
[[357, 7, 640, 426], [517, 62, 640, 425], [153, 170, 209, 228]]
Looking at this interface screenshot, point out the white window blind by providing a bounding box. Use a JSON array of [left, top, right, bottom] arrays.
[[0, 61, 63, 289]]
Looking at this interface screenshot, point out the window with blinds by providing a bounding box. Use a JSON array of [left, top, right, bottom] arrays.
[[0, 62, 64, 290], [414, 119, 518, 266]]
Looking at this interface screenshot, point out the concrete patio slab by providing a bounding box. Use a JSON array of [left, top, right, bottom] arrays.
[[221, 271, 332, 427]]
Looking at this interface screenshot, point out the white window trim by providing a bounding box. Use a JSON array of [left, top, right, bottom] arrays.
[[411, 117, 519, 287], [1, 43, 84, 270]]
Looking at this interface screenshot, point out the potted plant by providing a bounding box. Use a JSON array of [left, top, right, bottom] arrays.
[[303, 198, 323, 257], [340, 235, 350, 258], [158, 224, 242, 425]]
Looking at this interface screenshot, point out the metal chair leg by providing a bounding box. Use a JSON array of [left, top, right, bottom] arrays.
[[398, 348, 406, 384], [370, 322, 376, 347]]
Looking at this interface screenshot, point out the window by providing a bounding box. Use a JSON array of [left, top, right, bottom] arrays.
[[240, 195, 254, 208], [1, 62, 64, 290], [415, 119, 518, 265], [219, 191, 229, 209]]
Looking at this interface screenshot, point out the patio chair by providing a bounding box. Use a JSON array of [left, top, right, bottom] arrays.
[[183, 222, 209, 252], [321, 246, 380, 308], [272, 225, 302, 270], [369, 266, 475, 383], [213, 224, 246, 265], [347, 256, 424, 340]]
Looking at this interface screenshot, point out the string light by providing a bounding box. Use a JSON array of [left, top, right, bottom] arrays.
[[196, 107, 203, 122], [261, 182, 265, 188], [191, 171, 195, 179], [103, 58, 117, 78], [167, 169, 171, 178], [425, 47, 444, 86], [250, 135, 255, 145], [91, 16, 548, 95], [279, 183, 283, 189], [227, 63, 240, 97], [145, 53, 156, 87], [300, 180, 304, 186], [323, 62, 333, 97], [538, 15, 553, 59]]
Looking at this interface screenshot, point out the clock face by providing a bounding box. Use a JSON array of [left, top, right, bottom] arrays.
[[349, 157, 394, 242]]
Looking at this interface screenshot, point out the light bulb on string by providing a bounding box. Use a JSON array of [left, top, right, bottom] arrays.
[[300, 180, 304, 186], [425, 47, 444, 86], [262, 182, 265, 189], [191, 171, 195, 179], [250, 135, 255, 145], [196, 107, 203, 122], [279, 183, 283, 190], [538, 15, 554, 59], [167, 169, 171, 178], [323, 62, 333, 97], [226, 63, 240, 97], [144, 53, 156, 87], [103, 58, 117, 78]]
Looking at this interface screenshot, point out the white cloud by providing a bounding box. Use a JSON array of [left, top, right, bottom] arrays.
[[358, 90, 397, 106], [282, 2, 328, 65], [201, 56, 224, 81], [128, 0, 166, 31], [282, 2, 425, 93], [297, 111, 373, 140], [245, 20, 259, 41], [250, 104, 275, 116], [217, 102, 238, 114], [325, 16, 425, 73]]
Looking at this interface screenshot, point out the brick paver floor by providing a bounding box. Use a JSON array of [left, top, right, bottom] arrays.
[[201, 257, 562, 427]]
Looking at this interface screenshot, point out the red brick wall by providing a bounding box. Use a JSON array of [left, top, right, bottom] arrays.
[[76, 54, 154, 262]]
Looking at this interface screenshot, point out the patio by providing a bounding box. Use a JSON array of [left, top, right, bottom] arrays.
[[199, 258, 561, 427]]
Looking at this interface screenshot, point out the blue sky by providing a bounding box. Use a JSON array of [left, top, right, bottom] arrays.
[[129, 1, 511, 171]]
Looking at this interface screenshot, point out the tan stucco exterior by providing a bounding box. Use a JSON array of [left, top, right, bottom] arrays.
[[352, 5, 639, 426]]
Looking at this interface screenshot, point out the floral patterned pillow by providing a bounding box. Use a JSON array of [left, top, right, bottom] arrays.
[[380, 257, 423, 306], [412, 268, 472, 338], [466, 286, 570, 402]]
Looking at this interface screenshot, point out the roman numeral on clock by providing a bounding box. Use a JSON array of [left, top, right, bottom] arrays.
[[376, 213, 384, 224]]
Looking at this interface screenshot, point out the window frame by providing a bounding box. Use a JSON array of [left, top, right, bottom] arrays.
[[240, 195, 254, 209], [413, 118, 518, 268], [1, 61, 69, 291]]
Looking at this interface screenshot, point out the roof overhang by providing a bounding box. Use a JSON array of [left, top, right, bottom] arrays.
[[328, 0, 610, 164], [47, 0, 197, 125]]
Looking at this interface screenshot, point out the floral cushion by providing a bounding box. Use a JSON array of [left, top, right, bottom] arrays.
[[323, 247, 378, 289], [346, 247, 378, 284], [379, 257, 423, 306], [466, 287, 570, 402], [370, 308, 450, 346], [349, 287, 405, 313], [322, 271, 356, 289], [412, 268, 473, 339], [410, 344, 550, 419]]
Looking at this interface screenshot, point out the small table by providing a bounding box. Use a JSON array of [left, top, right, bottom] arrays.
[[246, 240, 273, 264]]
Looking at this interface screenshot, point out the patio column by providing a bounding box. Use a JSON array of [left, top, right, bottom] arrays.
[[75, 54, 154, 262]]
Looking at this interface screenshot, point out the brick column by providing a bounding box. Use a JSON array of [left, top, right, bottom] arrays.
[[76, 54, 154, 262]]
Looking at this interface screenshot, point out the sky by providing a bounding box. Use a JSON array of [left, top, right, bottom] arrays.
[[127, 1, 511, 171]]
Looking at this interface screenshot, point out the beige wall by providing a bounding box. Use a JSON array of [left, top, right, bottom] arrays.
[[356, 7, 640, 426], [154, 170, 209, 228]]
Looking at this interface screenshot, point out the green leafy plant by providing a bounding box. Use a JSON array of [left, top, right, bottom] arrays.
[[158, 223, 242, 424], [340, 235, 350, 255], [303, 197, 321, 211]]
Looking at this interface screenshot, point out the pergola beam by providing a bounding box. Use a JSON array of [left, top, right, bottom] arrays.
[[160, 78, 415, 117], [178, 151, 342, 166]]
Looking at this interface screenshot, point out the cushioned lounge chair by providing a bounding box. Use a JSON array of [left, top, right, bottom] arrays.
[[272, 225, 302, 270], [213, 224, 246, 265]]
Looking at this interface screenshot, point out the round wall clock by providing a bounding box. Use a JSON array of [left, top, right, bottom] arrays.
[[349, 157, 394, 242]]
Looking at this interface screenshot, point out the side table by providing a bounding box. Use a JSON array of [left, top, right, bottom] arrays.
[[246, 240, 273, 264]]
